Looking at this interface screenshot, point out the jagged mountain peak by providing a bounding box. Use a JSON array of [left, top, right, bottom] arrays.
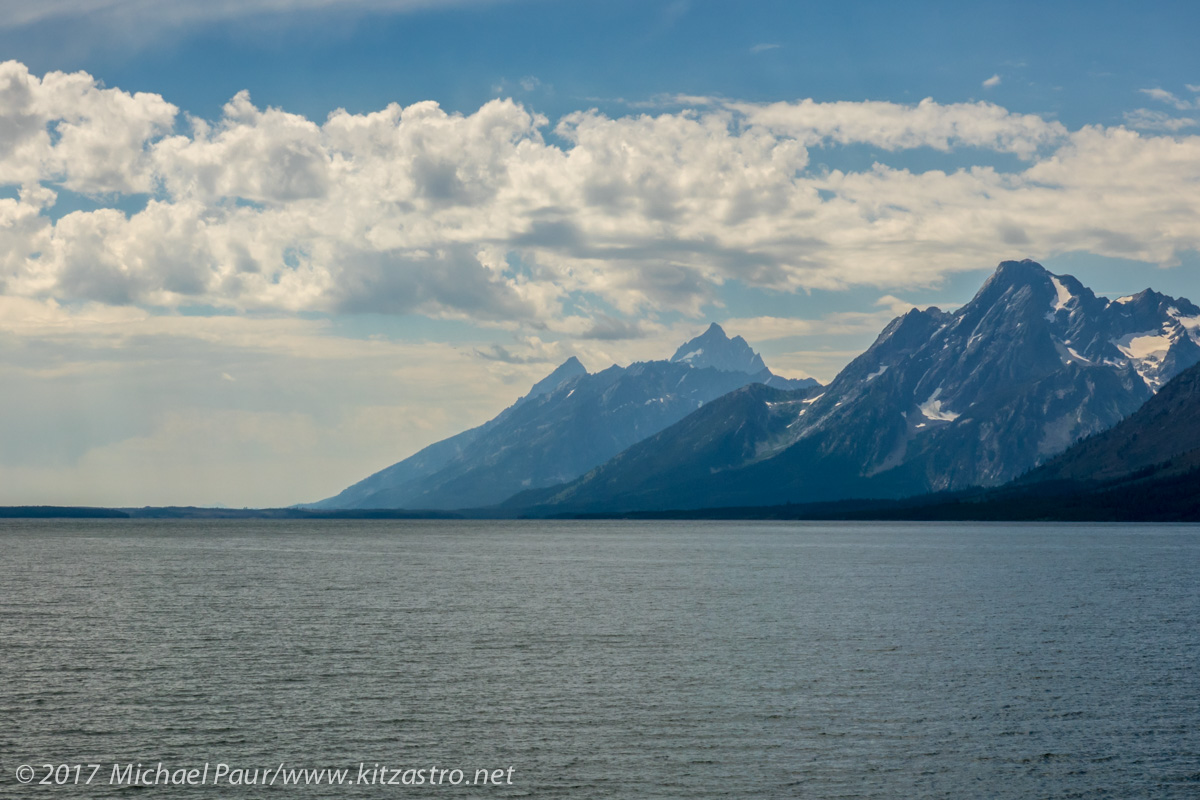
[[670, 323, 768, 375], [672, 322, 733, 354], [977, 258, 1073, 297], [879, 306, 950, 339], [973, 258, 1064, 306], [1118, 287, 1162, 303], [950, 260, 1115, 346], [992, 257, 1050, 280], [559, 355, 587, 372], [524, 356, 588, 401], [1112, 286, 1195, 316], [830, 259, 1200, 474]]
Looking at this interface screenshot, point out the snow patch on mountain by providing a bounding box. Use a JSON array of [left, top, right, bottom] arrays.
[[1112, 328, 1178, 389], [1049, 276, 1073, 316], [918, 388, 960, 422], [1113, 329, 1175, 360], [1167, 308, 1200, 335], [1055, 340, 1092, 366]]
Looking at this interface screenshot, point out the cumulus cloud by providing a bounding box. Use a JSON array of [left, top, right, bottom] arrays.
[[982, 74, 1001, 88], [729, 96, 1065, 157], [5, 60, 1200, 333], [0, 60, 177, 192]]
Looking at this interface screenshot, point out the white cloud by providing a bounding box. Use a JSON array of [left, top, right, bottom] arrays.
[[983, 74, 1001, 89], [750, 43, 780, 54], [0, 61, 177, 193], [4, 61, 1200, 335], [730, 96, 1065, 157], [1140, 87, 1197, 111], [1123, 108, 1197, 132]]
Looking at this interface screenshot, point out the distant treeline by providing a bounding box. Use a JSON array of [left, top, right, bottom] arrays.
[[0, 506, 130, 518], [0, 506, 461, 520], [556, 466, 1200, 523], [6, 465, 1200, 522]]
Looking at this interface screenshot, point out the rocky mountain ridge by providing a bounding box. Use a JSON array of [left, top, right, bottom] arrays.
[[310, 324, 816, 510], [514, 260, 1200, 513]]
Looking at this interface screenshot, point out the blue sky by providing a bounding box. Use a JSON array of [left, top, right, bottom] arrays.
[[1, 0, 1198, 505], [8, 0, 1197, 126]]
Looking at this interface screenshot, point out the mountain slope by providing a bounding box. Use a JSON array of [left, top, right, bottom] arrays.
[[507, 383, 810, 511], [520, 260, 1200, 513], [311, 325, 817, 510], [1018, 358, 1200, 484], [312, 357, 589, 509]]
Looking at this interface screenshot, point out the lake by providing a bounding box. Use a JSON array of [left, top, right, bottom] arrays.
[[2, 520, 1197, 797]]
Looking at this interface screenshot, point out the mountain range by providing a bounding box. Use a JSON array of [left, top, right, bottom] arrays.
[[510, 260, 1200, 513], [839, 357, 1200, 523], [314, 258, 1200, 516], [308, 324, 816, 510]]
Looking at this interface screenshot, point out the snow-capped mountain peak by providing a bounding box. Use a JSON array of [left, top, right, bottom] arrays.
[[737, 259, 1200, 491]]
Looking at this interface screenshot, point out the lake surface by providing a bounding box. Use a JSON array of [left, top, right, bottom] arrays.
[[1, 520, 1197, 797]]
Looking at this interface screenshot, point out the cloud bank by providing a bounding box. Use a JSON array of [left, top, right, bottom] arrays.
[[3, 61, 1200, 333]]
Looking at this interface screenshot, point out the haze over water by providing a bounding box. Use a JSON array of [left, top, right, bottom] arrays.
[[2, 520, 1197, 797]]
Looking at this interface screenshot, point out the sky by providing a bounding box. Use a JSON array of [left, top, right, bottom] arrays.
[[1, 0, 1199, 507]]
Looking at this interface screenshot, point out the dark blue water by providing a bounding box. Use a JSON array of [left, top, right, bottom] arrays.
[[1, 520, 1197, 797]]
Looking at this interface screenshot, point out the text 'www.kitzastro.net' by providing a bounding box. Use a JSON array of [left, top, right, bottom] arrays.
[[14, 762, 517, 788]]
